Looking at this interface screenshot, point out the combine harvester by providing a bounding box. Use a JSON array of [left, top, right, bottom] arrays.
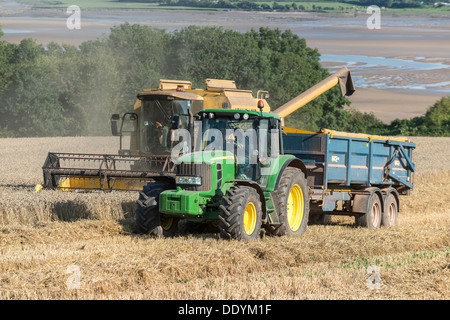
[[41, 68, 415, 240]]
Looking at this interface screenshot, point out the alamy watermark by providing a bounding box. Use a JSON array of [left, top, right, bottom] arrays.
[[366, 265, 382, 290], [366, 5, 381, 30], [66, 265, 81, 290], [66, 5, 81, 30]]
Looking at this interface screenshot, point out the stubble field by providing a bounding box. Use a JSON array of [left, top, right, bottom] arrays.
[[0, 136, 449, 300]]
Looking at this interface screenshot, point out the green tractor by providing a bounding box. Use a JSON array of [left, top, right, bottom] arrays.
[[136, 108, 309, 240]]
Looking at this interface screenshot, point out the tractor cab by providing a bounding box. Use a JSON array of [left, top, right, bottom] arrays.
[[194, 109, 282, 182]]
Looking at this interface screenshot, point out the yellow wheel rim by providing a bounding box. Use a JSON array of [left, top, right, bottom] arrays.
[[243, 202, 257, 235], [287, 184, 304, 232], [161, 217, 173, 231]]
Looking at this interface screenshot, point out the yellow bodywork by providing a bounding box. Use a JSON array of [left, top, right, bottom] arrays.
[[318, 128, 411, 143], [126, 70, 352, 156], [57, 177, 147, 192], [282, 127, 411, 143], [134, 78, 271, 114]]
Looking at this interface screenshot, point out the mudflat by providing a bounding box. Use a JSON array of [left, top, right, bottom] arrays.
[[346, 88, 443, 122]]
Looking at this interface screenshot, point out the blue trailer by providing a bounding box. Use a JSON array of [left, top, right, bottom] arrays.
[[283, 128, 416, 228]]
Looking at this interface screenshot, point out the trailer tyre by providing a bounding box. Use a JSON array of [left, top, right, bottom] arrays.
[[382, 193, 398, 227], [355, 192, 382, 229], [275, 167, 309, 236], [218, 186, 262, 240], [136, 181, 178, 237]]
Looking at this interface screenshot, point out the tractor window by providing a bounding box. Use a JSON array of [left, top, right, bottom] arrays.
[[258, 119, 280, 158], [201, 117, 257, 152], [200, 116, 259, 180], [197, 114, 281, 180], [140, 98, 197, 154]]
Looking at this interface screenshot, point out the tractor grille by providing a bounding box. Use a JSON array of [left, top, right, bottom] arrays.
[[176, 163, 212, 191]]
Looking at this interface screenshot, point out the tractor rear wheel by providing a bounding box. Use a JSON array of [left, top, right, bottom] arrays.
[[275, 167, 309, 236], [136, 181, 178, 237], [218, 186, 262, 240]]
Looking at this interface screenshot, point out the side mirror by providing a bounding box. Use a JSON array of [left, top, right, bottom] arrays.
[[111, 114, 120, 136], [171, 115, 180, 129]]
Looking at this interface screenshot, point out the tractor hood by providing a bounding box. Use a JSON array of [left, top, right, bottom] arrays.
[[176, 150, 235, 165]]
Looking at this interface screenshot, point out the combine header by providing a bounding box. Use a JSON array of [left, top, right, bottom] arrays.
[[42, 152, 176, 191]]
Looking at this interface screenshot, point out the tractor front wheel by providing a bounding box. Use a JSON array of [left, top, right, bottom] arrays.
[[136, 181, 178, 237], [218, 186, 262, 241]]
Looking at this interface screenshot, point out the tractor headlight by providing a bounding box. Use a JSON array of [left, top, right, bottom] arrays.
[[176, 176, 202, 186]]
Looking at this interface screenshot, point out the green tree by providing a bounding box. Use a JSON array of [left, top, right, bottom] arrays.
[[0, 41, 17, 94], [249, 28, 350, 131], [0, 61, 68, 136], [344, 108, 388, 134], [388, 96, 450, 136], [167, 26, 260, 88], [107, 23, 170, 108]]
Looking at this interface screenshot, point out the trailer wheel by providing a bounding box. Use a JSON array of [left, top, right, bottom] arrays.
[[275, 167, 309, 236], [218, 186, 262, 240], [355, 192, 382, 229], [382, 194, 398, 227], [136, 181, 177, 237]]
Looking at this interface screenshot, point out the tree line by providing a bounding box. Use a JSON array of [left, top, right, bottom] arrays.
[[120, 0, 436, 10], [156, 0, 308, 11], [0, 24, 448, 137]]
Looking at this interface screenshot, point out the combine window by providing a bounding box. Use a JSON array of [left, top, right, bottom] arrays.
[[140, 97, 201, 155]]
